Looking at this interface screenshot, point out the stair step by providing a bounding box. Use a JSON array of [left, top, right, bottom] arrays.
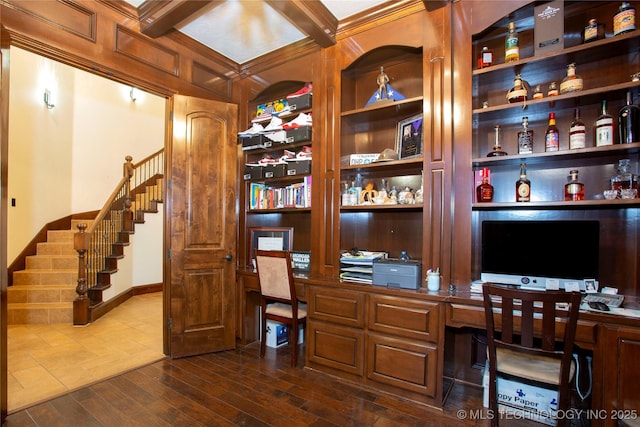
[[36, 241, 76, 256], [8, 284, 76, 304], [26, 254, 77, 270], [8, 302, 73, 325], [13, 269, 77, 286], [46, 229, 74, 242]]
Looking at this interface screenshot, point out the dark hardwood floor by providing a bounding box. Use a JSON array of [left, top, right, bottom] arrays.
[[6, 342, 494, 426]]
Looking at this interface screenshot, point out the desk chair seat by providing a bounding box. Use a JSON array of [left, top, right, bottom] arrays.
[[255, 250, 306, 368], [483, 283, 581, 427]]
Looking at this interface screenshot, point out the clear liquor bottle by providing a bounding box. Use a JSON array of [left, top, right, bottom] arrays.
[[560, 63, 583, 94], [569, 108, 586, 149], [476, 167, 494, 202], [517, 116, 533, 154], [515, 162, 530, 202], [595, 100, 614, 146], [505, 21, 519, 63], [564, 169, 585, 201], [618, 91, 640, 144], [487, 125, 508, 157], [545, 112, 560, 152]]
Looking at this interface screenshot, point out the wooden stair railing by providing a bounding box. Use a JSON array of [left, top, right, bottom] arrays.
[[73, 150, 164, 325]]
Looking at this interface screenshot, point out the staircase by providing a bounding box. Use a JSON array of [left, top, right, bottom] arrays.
[[8, 168, 164, 325]]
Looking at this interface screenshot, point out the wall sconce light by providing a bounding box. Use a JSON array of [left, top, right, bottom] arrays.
[[43, 89, 55, 109], [130, 87, 139, 102]]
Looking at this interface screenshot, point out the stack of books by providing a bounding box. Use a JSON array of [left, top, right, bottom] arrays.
[[339, 251, 387, 284]]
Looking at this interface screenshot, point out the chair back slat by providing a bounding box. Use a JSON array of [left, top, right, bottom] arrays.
[[521, 299, 534, 347]]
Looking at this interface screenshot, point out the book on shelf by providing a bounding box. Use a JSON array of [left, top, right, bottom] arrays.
[[249, 176, 312, 210]]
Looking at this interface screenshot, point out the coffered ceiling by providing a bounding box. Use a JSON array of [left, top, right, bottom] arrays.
[[123, 0, 426, 64]]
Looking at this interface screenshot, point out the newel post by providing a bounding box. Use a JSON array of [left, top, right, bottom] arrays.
[[73, 223, 91, 325], [123, 155, 134, 232]]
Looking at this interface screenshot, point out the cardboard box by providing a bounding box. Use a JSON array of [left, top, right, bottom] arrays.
[[266, 320, 304, 348], [286, 159, 311, 176], [285, 126, 312, 143], [243, 164, 264, 180], [483, 363, 558, 426], [534, 0, 564, 55], [287, 93, 312, 111], [372, 259, 422, 289], [263, 163, 286, 178], [240, 134, 269, 151]]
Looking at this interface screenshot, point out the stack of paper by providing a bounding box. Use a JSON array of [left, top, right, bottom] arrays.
[[340, 251, 387, 284]]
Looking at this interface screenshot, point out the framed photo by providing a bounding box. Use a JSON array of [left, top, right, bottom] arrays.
[[397, 114, 423, 159], [291, 251, 311, 272], [248, 227, 293, 267]]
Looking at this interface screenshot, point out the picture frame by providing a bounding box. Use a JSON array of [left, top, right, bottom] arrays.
[[396, 114, 423, 159], [291, 251, 311, 272], [248, 227, 293, 267]]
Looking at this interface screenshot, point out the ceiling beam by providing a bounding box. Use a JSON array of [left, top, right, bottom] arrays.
[[139, 0, 220, 38], [423, 0, 449, 12], [265, 0, 337, 48]]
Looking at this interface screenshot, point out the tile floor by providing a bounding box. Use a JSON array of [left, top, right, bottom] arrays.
[[7, 292, 164, 413]]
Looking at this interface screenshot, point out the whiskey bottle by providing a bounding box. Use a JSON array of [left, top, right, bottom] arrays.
[[547, 82, 558, 107], [613, 2, 636, 36], [595, 100, 614, 146], [569, 108, 587, 149], [533, 85, 543, 100], [476, 168, 494, 202], [560, 63, 583, 94], [507, 74, 527, 104], [478, 46, 493, 69], [515, 162, 530, 202], [583, 18, 606, 43], [487, 125, 508, 157], [517, 116, 534, 154], [618, 91, 639, 144], [505, 21, 519, 63], [545, 112, 560, 152], [564, 169, 585, 201]]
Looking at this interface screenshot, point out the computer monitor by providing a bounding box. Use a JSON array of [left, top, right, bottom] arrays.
[[480, 220, 599, 290]]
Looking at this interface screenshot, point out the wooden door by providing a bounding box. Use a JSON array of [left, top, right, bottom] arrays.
[[165, 95, 237, 358]]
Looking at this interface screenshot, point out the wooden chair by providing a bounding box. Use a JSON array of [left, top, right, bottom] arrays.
[[254, 250, 306, 367], [482, 283, 582, 427]]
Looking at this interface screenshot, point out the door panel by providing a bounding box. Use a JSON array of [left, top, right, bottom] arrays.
[[167, 95, 237, 358]]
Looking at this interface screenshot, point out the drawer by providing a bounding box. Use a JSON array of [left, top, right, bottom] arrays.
[[308, 286, 365, 328], [368, 295, 440, 342]]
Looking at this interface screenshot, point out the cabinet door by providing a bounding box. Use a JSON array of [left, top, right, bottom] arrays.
[[366, 332, 438, 397], [603, 326, 640, 421], [307, 320, 365, 379], [368, 294, 440, 342], [307, 286, 365, 328]]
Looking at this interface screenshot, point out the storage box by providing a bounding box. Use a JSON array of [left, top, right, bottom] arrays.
[[372, 259, 422, 289], [244, 164, 264, 180], [534, 0, 564, 55], [286, 159, 311, 176], [285, 126, 312, 143], [240, 134, 269, 151], [483, 363, 558, 426], [263, 163, 286, 178], [287, 93, 312, 111], [341, 153, 380, 166], [266, 319, 304, 348]]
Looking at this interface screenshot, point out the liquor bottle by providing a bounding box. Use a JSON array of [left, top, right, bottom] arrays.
[[547, 82, 558, 107], [611, 158, 638, 198], [564, 169, 585, 201], [517, 116, 534, 154], [595, 100, 614, 146], [560, 63, 583, 94], [583, 18, 605, 43], [505, 21, 519, 63], [613, 2, 636, 36], [618, 91, 640, 144], [487, 125, 508, 157], [569, 108, 587, 149], [545, 112, 560, 152], [478, 46, 493, 69], [533, 85, 543, 100], [515, 162, 530, 202], [507, 74, 527, 104], [476, 167, 494, 202]]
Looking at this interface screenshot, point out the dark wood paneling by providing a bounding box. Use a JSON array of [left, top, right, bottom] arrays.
[[115, 25, 179, 76], [191, 61, 232, 99]]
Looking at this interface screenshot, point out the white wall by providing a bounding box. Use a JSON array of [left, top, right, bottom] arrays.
[[8, 47, 165, 297]]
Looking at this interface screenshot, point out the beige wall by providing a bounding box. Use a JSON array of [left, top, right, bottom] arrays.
[[8, 47, 165, 296]]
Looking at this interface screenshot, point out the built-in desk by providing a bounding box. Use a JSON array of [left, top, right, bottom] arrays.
[[237, 270, 640, 425]]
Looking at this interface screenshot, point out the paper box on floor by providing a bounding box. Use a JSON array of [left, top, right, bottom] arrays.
[[483, 363, 558, 426], [266, 320, 304, 348]]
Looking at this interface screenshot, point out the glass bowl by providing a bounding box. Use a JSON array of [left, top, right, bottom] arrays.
[[620, 188, 638, 199], [603, 189, 617, 200]]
